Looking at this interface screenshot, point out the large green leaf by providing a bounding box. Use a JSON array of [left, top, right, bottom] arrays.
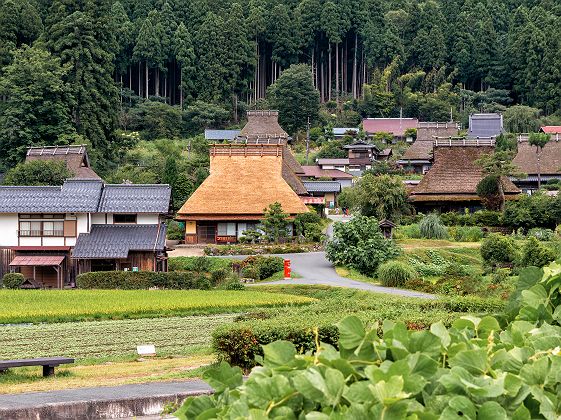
[[408, 330, 441, 358], [440, 396, 477, 420], [477, 401, 507, 420], [202, 361, 243, 393], [336, 316, 366, 350], [430, 321, 451, 349], [262, 340, 297, 368], [448, 349, 488, 375]]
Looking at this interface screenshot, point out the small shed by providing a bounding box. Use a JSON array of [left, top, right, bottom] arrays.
[[378, 219, 396, 239]]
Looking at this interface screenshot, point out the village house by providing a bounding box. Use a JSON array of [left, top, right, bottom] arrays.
[[316, 140, 391, 176], [26, 145, 101, 179], [512, 133, 561, 193], [177, 110, 309, 244], [398, 122, 460, 174], [332, 127, 359, 139], [204, 129, 241, 142], [362, 117, 418, 143], [302, 181, 341, 209], [409, 139, 519, 212], [467, 113, 503, 139], [540, 126, 561, 135], [0, 179, 171, 288], [300, 166, 353, 188]]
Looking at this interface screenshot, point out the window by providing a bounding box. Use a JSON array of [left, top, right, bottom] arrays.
[[113, 214, 137, 224], [217, 223, 236, 236], [43, 221, 64, 236], [19, 221, 42, 237]]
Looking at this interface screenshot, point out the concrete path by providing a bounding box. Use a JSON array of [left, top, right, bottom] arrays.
[[0, 380, 211, 419], [251, 251, 434, 299]]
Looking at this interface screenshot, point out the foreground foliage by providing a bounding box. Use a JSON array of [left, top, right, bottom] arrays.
[[0, 290, 314, 323], [179, 262, 561, 419]]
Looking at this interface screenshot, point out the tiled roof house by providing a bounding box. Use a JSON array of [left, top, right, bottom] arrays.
[[0, 179, 171, 288], [363, 118, 418, 142], [410, 140, 519, 212], [467, 113, 503, 139]]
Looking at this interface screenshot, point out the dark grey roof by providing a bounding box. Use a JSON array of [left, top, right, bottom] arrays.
[[0, 181, 170, 214], [0, 179, 103, 213], [72, 224, 166, 259], [343, 140, 379, 151], [303, 181, 341, 193], [468, 113, 503, 138], [98, 185, 171, 213], [204, 129, 241, 141]]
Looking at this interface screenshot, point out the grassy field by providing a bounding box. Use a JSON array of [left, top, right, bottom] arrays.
[[0, 314, 236, 360], [0, 289, 315, 323], [397, 239, 481, 249]]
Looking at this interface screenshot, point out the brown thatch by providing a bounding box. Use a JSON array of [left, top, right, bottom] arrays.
[[240, 110, 288, 138], [513, 138, 561, 175], [401, 140, 434, 161], [26, 145, 101, 180], [410, 145, 520, 202], [416, 122, 460, 141], [177, 144, 309, 219]]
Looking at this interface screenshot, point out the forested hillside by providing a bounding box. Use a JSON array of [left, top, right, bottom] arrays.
[[0, 0, 560, 173]]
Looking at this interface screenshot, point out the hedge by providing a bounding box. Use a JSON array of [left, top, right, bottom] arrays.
[[76, 271, 211, 290], [2, 273, 25, 289], [212, 288, 506, 370]]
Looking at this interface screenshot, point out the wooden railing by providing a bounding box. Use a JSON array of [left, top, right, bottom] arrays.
[[433, 137, 495, 147], [211, 144, 282, 157]]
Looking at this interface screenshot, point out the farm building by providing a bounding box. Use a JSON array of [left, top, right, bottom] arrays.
[[397, 122, 460, 174], [409, 139, 520, 212], [467, 113, 503, 139], [0, 179, 170, 288], [512, 134, 561, 193], [26, 145, 101, 179], [362, 118, 418, 142]]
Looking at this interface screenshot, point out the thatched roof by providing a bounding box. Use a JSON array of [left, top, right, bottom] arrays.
[[26, 145, 101, 180], [513, 137, 561, 176], [400, 140, 434, 162], [177, 144, 309, 219], [410, 145, 520, 202], [240, 110, 288, 138]]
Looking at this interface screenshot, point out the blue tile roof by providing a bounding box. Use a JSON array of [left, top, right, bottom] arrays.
[[0, 180, 170, 214], [72, 224, 166, 259]]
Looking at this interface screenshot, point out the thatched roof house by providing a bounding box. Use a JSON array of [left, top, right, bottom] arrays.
[[410, 139, 519, 212], [26, 145, 101, 180], [512, 135, 561, 192], [397, 122, 460, 173], [177, 110, 309, 244]]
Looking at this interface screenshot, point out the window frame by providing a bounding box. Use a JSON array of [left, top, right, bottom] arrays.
[[113, 214, 138, 224]]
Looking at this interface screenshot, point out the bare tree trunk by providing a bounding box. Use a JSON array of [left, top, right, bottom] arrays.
[[145, 62, 149, 99], [138, 61, 142, 98], [179, 66, 183, 110], [155, 68, 160, 97], [352, 33, 357, 99], [164, 75, 167, 101], [537, 149, 542, 189], [328, 45, 332, 101], [335, 42, 339, 103]]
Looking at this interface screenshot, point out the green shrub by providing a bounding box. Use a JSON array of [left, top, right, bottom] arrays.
[[326, 216, 401, 275], [241, 265, 260, 280], [520, 237, 556, 268], [294, 211, 323, 242], [396, 223, 421, 239], [166, 220, 184, 241], [480, 233, 518, 268], [2, 273, 25, 289], [76, 271, 206, 290], [225, 280, 245, 290], [448, 225, 484, 242], [377, 261, 418, 287], [474, 210, 503, 227], [210, 268, 229, 286], [419, 213, 448, 239], [239, 256, 285, 280], [168, 256, 232, 273], [491, 268, 512, 285], [528, 228, 555, 241]]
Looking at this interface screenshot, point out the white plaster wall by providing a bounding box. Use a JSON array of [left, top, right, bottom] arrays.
[[0, 214, 18, 246], [91, 213, 106, 225], [76, 213, 90, 234], [43, 237, 66, 246], [137, 214, 159, 224], [19, 237, 41, 246]]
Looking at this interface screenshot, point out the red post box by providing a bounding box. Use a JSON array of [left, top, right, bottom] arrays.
[[284, 259, 291, 280]]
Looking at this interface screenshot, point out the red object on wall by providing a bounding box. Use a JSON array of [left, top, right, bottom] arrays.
[[284, 259, 291, 280]]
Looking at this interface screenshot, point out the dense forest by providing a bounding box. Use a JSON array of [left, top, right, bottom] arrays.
[[0, 0, 560, 174]]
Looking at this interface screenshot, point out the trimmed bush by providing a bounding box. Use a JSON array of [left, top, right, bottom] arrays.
[[225, 281, 245, 291], [377, 261, 418, 287], [481, 233, 518, 268], [520, 237, 556, 268], [76, 271, 210, 290], [474, 210, 503, 227], [239, 256, 284, 280], [2, 273, 25, 289], [168, 256, 232, 273], [419, 213, 448, 239]]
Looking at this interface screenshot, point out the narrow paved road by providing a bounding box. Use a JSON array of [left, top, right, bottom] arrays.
[[251, 251, 434, 299]]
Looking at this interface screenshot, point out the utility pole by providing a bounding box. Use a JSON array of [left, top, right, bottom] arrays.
[[306, 116, 310, 164]]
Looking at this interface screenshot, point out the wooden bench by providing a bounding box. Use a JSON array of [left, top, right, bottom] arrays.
[[0, 357, 74, 377]]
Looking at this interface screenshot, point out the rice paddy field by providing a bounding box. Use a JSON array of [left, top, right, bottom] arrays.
[[0, 289, 315, 324], [0, 314, 235, 360]]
